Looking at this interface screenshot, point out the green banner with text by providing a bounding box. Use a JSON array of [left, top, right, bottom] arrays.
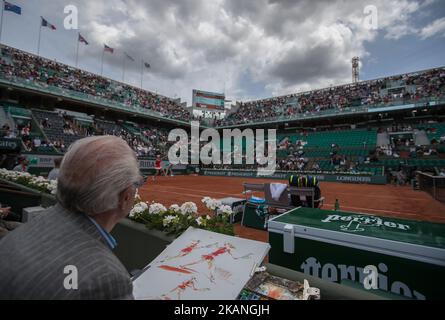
[[200, 169, 387, 185]]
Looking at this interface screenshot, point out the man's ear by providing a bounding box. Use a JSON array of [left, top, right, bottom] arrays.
[[119, 186, 133, 210]]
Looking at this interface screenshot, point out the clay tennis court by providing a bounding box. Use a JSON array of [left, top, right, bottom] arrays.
[[139, 175, 445, 242]]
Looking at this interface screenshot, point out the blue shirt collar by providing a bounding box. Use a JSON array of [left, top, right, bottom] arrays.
[[86, 215, 118, 250]]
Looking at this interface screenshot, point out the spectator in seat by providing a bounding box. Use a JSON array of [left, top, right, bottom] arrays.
[[47, 157, 62, 181], [33, 136, 41, 148], [20, 125, 30, 141], [41, 118, 50, 129], [13, 156, 28, 172], [1, 124, 10, 138], [23, 140, 33, 152], [0, 136, 144, 299]]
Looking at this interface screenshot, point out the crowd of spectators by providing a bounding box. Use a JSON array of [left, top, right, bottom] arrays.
[[2, 111, 172, 157], [277, 156, 308, 171], [91, 120, 171, 157], [1, 121, 55, 153], [217, 67, 445, 126], [0, 46, 191, 122]]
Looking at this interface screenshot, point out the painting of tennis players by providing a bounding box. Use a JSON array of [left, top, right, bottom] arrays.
[[132, 227, 270, 300]]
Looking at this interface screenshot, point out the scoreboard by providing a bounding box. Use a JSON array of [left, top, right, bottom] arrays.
[[192, 89, 225, 110]]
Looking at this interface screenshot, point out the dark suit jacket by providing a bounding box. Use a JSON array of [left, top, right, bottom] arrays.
[[0, 204, 133, 299]]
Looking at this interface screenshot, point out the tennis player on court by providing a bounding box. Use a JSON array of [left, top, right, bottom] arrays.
[[152, 155, 165, 181]]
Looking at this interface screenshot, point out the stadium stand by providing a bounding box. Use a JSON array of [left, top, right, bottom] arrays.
[[0, 102, 173, 158], [33, 109, 85, 151], [0, 45, 191, 122], [274, 122, 445, 176], [217, 67, 445, 126], [1, 103, 57, 153], [0, 43, 444, 178]]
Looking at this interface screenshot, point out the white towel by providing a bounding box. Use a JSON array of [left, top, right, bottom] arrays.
[[270, 183, 288, 201]]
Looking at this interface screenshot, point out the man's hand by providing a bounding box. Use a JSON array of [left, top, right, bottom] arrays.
[[0, 207, 11, 219]]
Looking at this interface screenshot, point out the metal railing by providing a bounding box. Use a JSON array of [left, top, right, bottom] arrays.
[[0, 74, 191, 126]]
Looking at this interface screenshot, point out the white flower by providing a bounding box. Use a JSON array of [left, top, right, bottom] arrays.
[[202, 197, 222, 211], [202, 197, 212, 204], [139, 202, 149, 211], [206, 215, 212, 220], [180, 202, 198, 215], [195, 216, 204, 226], [129, 201, 149, 218], [128, 208, 137, 218], [219, 205, 233, 215], [163, 215, 177, 227], [149, 203, 167, 215], [169, 204, 181, 213], [208, 201, 218, 210], [48, 180, 58, 189]]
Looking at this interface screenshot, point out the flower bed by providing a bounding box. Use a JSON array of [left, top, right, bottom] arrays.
[[0, 169, 234, 238], [129, 192, 234, 237], [0, 168, 57, 195]]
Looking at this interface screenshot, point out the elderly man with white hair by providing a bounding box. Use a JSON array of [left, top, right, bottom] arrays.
[[0, 136, 144, 300]]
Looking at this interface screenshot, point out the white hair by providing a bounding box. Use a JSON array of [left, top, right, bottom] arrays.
[[57, 136, 141, 216]]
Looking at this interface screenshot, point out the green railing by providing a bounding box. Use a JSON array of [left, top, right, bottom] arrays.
[[217, 97, 445, 128], [0, 74, 191, 126]]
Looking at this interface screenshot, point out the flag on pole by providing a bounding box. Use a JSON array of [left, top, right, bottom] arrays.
[[78, 33, 89, 45], [104, 44, 114, 53], [144, 62, 151, 69], [124, 52, 135, 62], [4, 1, 21, 15], [41, 17, 56, 30]]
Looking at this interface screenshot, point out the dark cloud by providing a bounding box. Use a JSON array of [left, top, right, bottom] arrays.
[[269, 43, 348, 86]]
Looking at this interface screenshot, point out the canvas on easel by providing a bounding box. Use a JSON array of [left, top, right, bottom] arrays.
[[132, 227, 270, 300]]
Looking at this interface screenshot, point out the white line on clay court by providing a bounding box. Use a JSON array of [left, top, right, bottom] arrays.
[[143, 183, 431, 202], [140, 185, 436, 217]]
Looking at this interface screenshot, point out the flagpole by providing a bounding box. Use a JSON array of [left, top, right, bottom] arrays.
[[100, 48, 105, 76], [140, 60, 144, 89], [0, 0, 5, 44], [37, 18, 43, 56], [122, 54, 126, 82], [75, 33, 80, 68]]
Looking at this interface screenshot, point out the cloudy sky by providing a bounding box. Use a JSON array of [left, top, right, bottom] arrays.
[[1, 0, 445, 105]]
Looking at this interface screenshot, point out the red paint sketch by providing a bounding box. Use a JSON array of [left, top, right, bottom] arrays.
[[161, 277, 210, 300], [179, 242, 254, 282], [157, 265, 195, 274], [158, 240, 219, 263]]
